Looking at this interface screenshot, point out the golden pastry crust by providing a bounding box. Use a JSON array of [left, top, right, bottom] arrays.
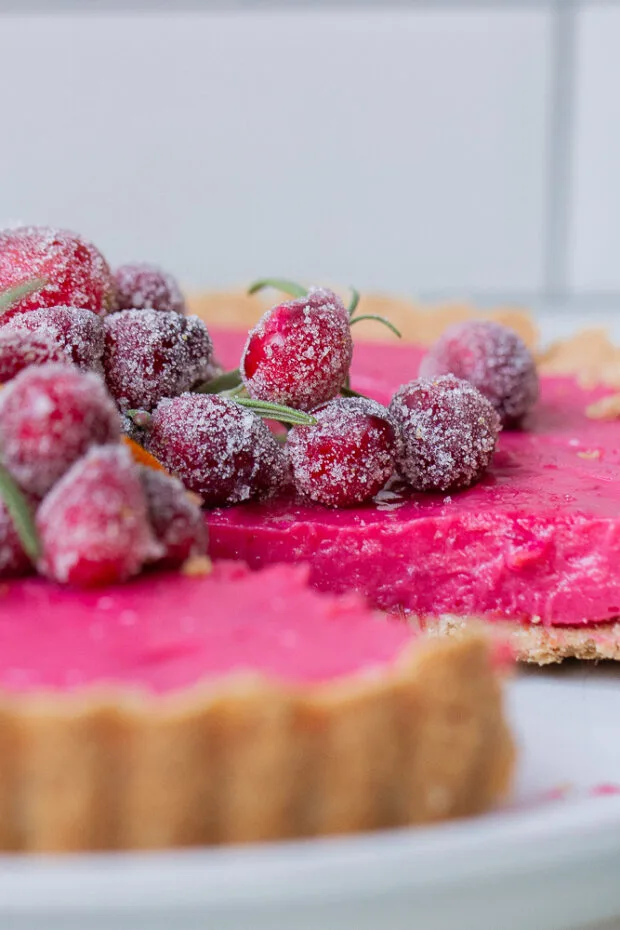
[[539, 328, 620, 386], [0, 635, 512, 852], [188, 290, 620, 664], [422, 616, 620, 665]]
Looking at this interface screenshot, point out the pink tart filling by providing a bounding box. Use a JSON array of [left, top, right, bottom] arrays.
[[0, 563, 412, 694], [207, 328, 620, 627]]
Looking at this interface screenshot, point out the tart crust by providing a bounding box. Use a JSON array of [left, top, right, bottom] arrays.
[[188, 290, 620, 664], [422, 616, 620, 665], [0, 635, 512, 851]]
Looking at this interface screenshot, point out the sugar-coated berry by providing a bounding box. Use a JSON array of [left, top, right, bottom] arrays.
[[139, 466, 207, 568], [201, 355, 224, 384], [147, 393, 288, 506], [0, 328, 70, 383], [419, 320, 539, 426], [37, 444, 161, 587], [7, 306, 105, 372], [287, 397, 398, 507], [389, 374, 500, 491], [0, 226, 114, 320], [0, 498, 32, 579], [113, 262, 186, 315], [253, 428, 293, 500], [103, 310, 214, 411], [241, 288, 352, 411], [0, 364, 120, 498]]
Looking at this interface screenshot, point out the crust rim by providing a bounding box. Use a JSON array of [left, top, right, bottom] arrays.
[[0, 635, 513, 851], [419, 616, 620, 664]]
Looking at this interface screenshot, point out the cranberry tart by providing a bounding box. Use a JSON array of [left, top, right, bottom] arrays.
[[192, 290, 620, 664], [0, 237, 525, 853]]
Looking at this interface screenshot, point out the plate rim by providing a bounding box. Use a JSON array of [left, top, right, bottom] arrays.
[[1, 795, 619, 913]]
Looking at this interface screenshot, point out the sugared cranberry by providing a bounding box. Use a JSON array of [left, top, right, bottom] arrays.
[[287, 397, 398, 507], [113, 262, 186, 315], [253, 430, 293, 500], [389, 375, 500, 491], [0, 226, 114, 320], [103, 310, 213, 411], [0, 364, 120, 497], [139, 466, 207, 568], [147, 393, 287, 506], [0, 497, 31, 579], [37, 444, 161, 586], [419, 321, 539, 426], [241, 288, 352, 411], [7, 306, 105, 372], [201, 356, 224, 385], [0, 328, 69, 383]]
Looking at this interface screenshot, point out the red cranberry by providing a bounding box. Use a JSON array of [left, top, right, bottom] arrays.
[[0, 364, 120, 498], [139, 466, 207, 568], [0, 328, 70, 383], [241, 288, 352, 411], [7, 306, 105, 372], [201, 355, 224, 384], [287, 397, 398, 507], [0, 226, 114, 320], [103, 310, 213, 411], [253, 430, 293, 500], [0, 497, 32, 579], [113, 262, 186, 314], [419, 321, 539, 426], [147, 393, 287, 506], [37, 444, 161, 587], [389, 374, 500, 491]]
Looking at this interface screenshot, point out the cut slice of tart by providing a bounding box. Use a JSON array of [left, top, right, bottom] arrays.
[[190, 293, 620, 663], [0, 562, 513, 851]]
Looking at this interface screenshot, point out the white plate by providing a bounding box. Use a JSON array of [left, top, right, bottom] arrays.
[[2, 665, 619, 930]]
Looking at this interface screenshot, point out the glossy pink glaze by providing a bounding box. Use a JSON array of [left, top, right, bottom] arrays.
[[0, 563, 411, 693], [207, 328, 620, 626]]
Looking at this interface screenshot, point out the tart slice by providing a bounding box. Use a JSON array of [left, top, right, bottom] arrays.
[[190, 293, 620, 663], [0, 563, 513, 851]]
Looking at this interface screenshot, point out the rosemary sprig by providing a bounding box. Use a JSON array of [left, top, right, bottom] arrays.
[[234, 397, 316, 426], [349, 314, 402, 339], [0, 278, 47, 315], [0, 463, 40, 561], [248, 278, 307, 299], [194, 368, 242, 394]]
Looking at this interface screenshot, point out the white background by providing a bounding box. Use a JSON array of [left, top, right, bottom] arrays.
[[0, 0, 618, 323]]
